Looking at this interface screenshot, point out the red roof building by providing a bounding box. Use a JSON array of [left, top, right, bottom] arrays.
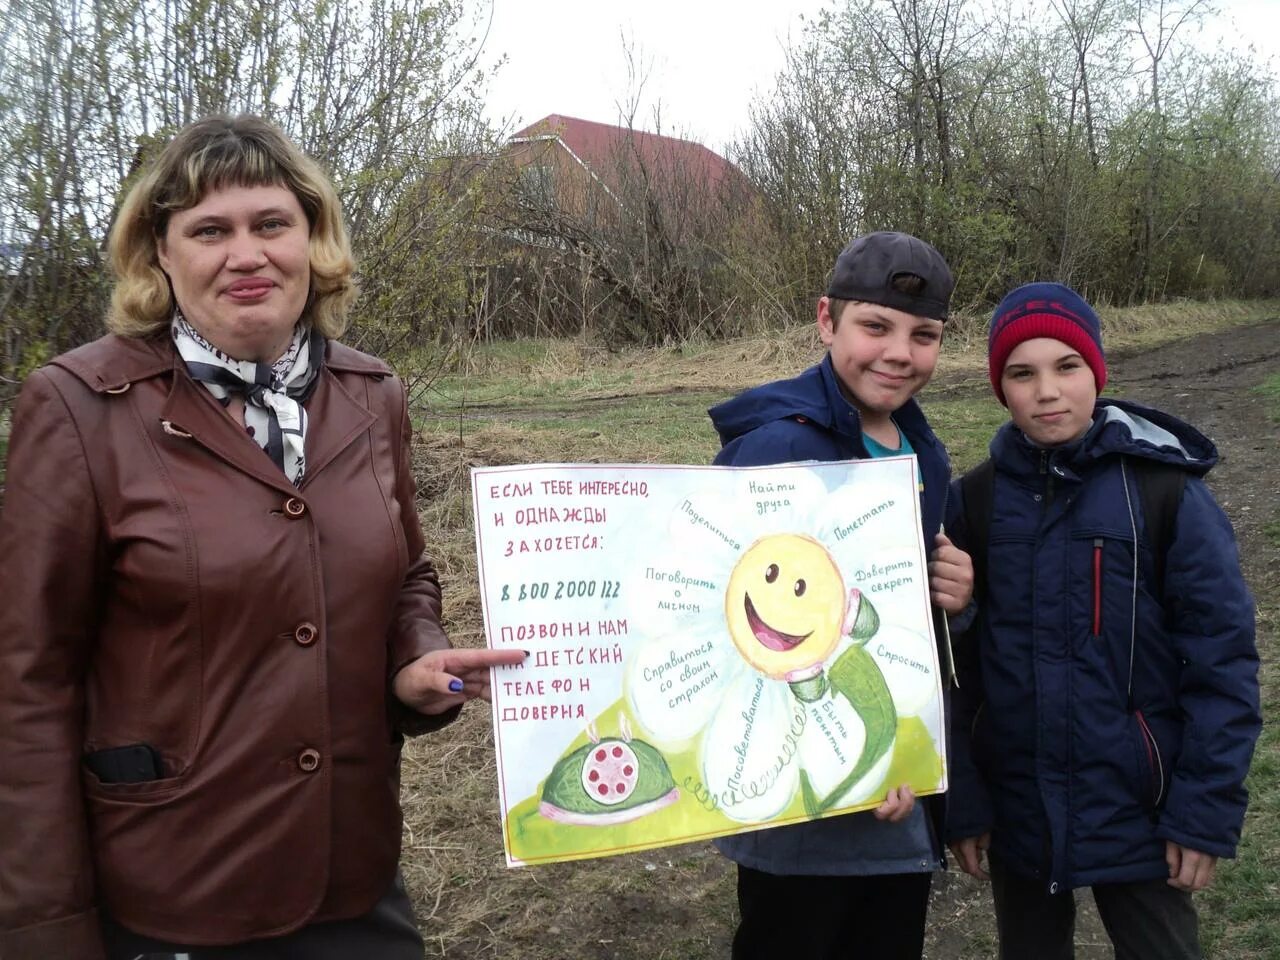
[[442, 114, 763, 339], [506, 114, 749, 201]]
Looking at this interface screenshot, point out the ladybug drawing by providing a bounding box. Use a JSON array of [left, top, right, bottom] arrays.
[[538, 716, 679, 826]]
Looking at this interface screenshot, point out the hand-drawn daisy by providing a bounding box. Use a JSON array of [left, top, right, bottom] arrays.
[[624, 471, 939, 824]]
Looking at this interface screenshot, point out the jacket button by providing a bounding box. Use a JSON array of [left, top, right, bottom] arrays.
[[298, 749, 321, 773], [283, 497, 307, 518], [294, 622, 318, 646], [1049, 881, 1059, 894]]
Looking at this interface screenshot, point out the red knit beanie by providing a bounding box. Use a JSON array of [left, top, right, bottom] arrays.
[[988, 282, 1107, 405]]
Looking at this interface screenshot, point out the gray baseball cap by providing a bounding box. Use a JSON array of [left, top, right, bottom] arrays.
[[826, 231, 954, 321]]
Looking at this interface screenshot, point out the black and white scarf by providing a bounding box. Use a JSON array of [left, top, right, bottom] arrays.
[[172, 312, 323, 485]]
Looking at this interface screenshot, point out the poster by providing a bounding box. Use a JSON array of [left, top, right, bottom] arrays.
[[472, 458, 947, 867]]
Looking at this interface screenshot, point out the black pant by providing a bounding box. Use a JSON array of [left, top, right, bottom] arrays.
[[101, 872, 425, 960], [732, 864, 932, 960], [990, 858, 1201, 960]]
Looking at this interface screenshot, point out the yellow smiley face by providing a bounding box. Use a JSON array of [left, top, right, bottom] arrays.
[[724, 533, 848, 679]]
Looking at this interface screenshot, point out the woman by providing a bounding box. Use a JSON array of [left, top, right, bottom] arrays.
[[0, 114, 523, 959]]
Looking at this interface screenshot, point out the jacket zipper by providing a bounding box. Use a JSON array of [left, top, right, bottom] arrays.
[[1092, 538, 1104, 635], [1040, 450, 1055, 509]]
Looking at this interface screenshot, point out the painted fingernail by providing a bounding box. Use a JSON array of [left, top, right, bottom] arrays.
[[523, 649, 532, 657], [449, 679, 463, 693]]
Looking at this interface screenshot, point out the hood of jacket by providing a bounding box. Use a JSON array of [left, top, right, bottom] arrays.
[[990, 397, 1218, 482]]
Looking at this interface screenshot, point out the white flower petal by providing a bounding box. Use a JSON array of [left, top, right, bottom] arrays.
[[625, 627, 738, 748], [665, 495, 748, 561], [866, 623, 939, 716], [731, 469, 829, 534], [811, 470, 914, 548], [700, 672, 805, 823], [626, 559, 729, 635]]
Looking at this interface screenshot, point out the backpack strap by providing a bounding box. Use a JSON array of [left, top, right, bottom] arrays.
[[1130, 457, 1187, 599], [959, 457, 995, 600]]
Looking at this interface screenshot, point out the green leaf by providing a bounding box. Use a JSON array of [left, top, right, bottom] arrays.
[[817, 644, 898, 812]]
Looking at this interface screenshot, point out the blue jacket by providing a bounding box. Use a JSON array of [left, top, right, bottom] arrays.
[[707, 354, 952, 875], [946, 399, 1260, 893]]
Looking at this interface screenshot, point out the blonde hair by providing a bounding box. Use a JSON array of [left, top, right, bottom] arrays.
[[108, 114, 356, 339]]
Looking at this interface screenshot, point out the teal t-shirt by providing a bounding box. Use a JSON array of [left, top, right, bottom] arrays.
[[863, 422, 923, 489], [862, 425, 914, 459]]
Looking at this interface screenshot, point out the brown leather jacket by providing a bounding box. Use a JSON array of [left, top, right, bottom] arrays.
[[0, 333, 454, 957]]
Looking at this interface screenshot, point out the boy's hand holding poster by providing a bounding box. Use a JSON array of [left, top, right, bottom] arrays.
[[471, 458, 947, 867]]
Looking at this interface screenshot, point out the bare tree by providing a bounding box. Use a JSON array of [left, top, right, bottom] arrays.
[[0, 0, 500, 388], [1130, 0, 1210, 298]]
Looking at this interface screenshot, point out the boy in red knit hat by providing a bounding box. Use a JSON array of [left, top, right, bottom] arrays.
[[946, 282, 1260, 959]]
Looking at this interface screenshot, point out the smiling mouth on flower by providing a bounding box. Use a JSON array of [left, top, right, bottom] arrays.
[[744, 593, 811, 651]]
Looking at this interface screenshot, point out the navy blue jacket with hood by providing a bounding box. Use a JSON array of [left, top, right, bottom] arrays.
[[946, 398, 1260, 894], [707, 353, 953, 875]]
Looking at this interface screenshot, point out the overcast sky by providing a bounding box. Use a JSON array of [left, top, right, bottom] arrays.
[[477, 0, 1280, 151]]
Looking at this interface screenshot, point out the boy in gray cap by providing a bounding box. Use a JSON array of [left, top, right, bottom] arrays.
[[708, 231, 973, 959]]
